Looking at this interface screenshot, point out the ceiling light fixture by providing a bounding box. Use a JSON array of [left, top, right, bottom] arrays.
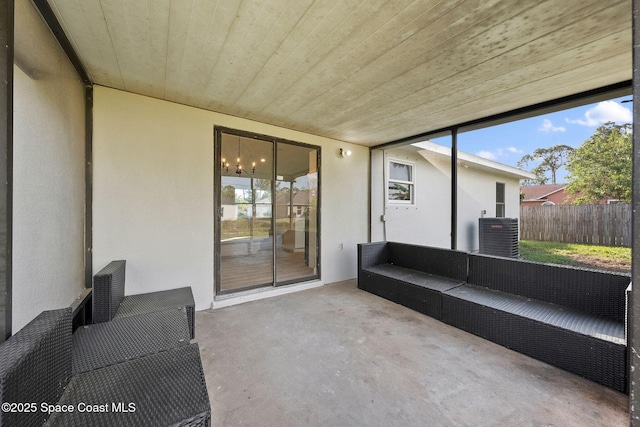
[[223, 136, 257, 176]]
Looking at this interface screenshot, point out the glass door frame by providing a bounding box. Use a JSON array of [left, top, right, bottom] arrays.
[[214, 126, 321, 296]]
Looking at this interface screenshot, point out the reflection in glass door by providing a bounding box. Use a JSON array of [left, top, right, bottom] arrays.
[[275, 143, 318, 285], [218, 134, 274, 293], [215, 128, 320, 295]]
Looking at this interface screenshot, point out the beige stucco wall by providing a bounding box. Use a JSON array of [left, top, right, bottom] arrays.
[[92, 86, 368, 310], [12, 1, 86, 330]]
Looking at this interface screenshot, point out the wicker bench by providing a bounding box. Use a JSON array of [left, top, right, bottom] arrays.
[[357, 242, 467, 320], [441, 253, 630, 393], [357, 241, 631, 393], [93, 260, 196, 339], [0, 308, 211, 426]]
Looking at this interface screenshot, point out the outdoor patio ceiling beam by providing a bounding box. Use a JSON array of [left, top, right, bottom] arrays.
[[630, 0, 640, 423], [32, 0, 90, 86], [370, 80, 632, 152], [0, 0, 13, 342], [84, 86, 93, 288]]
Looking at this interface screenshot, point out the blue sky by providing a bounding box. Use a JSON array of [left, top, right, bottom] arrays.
[[430, 95, 633, 183]]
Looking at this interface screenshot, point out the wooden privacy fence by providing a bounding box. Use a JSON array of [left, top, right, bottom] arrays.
[[520, 204, 632, 247]]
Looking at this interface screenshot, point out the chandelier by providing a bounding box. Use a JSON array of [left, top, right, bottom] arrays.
[[222, 136, 256, 176]]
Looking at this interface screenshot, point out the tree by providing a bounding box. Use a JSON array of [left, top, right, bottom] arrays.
[[517, 144, 575, 185], [566, 122, 632, 204]]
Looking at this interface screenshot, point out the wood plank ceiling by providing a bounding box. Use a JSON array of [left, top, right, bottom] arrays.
[[46, 0, 631, 146]]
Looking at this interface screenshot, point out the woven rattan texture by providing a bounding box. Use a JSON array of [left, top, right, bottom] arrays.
[[115, 287, 196, 339], [441, 293, 627, 393], [444, 284, 625, 344], [387, 242, 468, 281], [47, 344, 211, 427], [93, 260, 126, 323], [358, 242, 629, 393], [358, 242, 388, 271], [362, 266, 465, 319], [358, 242, 466, 321], [72, 307, 191, 374], [0, 309, 72, 427], [468, 254, 630, 322], [366, 264, 465, 292]]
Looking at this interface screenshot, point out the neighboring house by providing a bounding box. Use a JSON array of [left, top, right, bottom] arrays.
[[520, 184, 620, 206], [371, 141, 535, 252], [520, 184, 576, 206], [220, 192, 238, 221], [275, 189, 313, 219]]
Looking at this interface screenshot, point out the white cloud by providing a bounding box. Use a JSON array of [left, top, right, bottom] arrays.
[[475, 147, 522, 160], [476, 150, 497, 160], [566, 101, 632, 126], [538, 119, 566, 132]]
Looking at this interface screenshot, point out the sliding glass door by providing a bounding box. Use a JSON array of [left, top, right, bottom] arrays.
[[215, 128, 320, 294], [275, 143, 318, 285], [218, 134, 274, 292]]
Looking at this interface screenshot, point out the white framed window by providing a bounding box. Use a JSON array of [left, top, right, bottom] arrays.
[[496, 182, 505, 217], [387, 159, 415, 205]]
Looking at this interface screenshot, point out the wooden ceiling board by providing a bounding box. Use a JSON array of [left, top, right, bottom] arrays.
[[176, 1, 241, 105], [46, 0, 632, 146], [270, 0, 519, 124], [301, 0, 610, 133], [332, 23, 631, 142], [205, 0, 369, 114], [99, 1, 170, 97], [224, 0, 332, 113], [48, 0, 124, 88], [205, 0, 318, 112], [402, 53, 631, 137], [230, 0, 393, 115]]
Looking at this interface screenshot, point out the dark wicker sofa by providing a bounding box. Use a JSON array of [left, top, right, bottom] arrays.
[[357, 242, 468, 320], [0, 308, 211, 427], [93, 260, 196, 339], [357, 241, 631, 393], [442, 253, 630, 393]]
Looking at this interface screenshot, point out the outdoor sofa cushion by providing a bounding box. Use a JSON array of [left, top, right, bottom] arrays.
[[72, 307, 191, 374]]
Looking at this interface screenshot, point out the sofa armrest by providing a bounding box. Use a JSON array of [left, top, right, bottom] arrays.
[[0, 308, 72, 426], [92, 260, 126, 323], [358, 242, 389, 271]]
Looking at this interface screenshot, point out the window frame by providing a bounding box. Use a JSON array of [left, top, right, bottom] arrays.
[[496, 182, 506, 217], [387, 158, 416, 205]]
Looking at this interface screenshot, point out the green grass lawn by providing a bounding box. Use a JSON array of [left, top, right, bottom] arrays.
[[519, 240, 631, 273]]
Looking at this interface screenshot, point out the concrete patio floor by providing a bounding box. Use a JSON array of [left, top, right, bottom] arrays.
[[196, 280, 628, 426]]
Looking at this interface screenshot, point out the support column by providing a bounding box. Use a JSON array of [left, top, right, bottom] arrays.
[[451, 128, 458, 250], [85, 86, 93, 288], [0, 0, 12, 342], [630, 0, 640, 422]]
